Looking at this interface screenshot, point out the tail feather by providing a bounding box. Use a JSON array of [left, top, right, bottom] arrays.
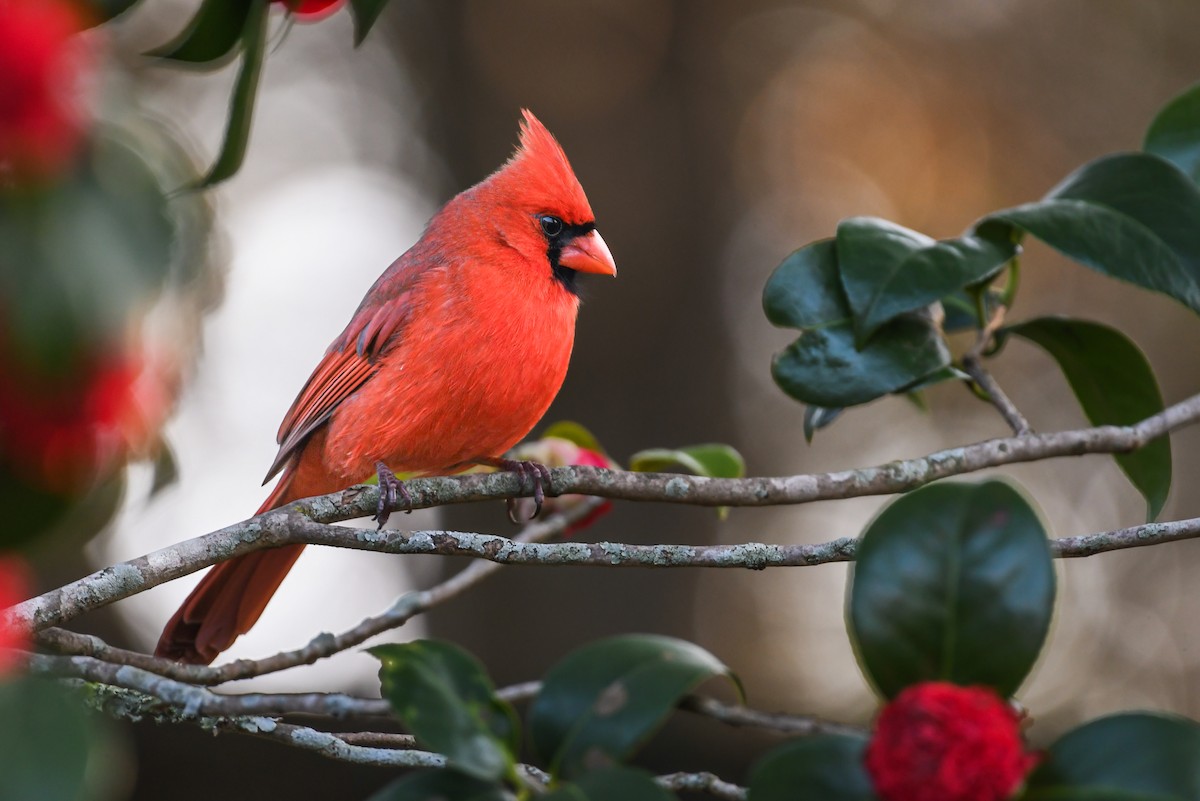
[[155, 463, 310, 665]]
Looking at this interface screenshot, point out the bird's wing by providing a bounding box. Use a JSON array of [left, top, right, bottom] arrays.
[[262, 288, 415, 484]]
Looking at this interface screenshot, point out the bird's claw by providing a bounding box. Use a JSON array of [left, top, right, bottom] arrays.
[[498, 459, 552, 523], [372, 461, 412, 529]]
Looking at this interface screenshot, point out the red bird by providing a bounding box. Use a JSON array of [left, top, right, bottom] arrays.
[[156, 111, 616, 664]]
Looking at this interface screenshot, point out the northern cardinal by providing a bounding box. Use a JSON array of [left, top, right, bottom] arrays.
[[156, 111, 616, 664]]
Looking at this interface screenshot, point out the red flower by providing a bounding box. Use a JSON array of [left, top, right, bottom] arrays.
[[505, 437, 619, 533], [272, 0, 345, 22], [865, 682, 1038, 801], [0, 556, 30, 675], [0, 344, 172, 493], [0, 0, 91, 180]]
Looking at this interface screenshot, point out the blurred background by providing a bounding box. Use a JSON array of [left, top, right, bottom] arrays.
[[5, 0, 1200, 797]]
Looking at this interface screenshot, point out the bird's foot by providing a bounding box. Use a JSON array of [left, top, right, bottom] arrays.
[[494, 458, 553, 523], [372, 461, 412, 529]]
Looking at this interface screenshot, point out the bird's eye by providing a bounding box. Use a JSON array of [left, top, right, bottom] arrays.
[[539, 215, 564, 238]]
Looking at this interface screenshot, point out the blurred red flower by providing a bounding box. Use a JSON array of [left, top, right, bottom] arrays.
[[865, 682, 1038, 801], [272, 0, 345, 22], [0, 556, 30, 675], [0, 344, 173, 493], [0, 0, 92, 180], [506, 436, 619, 533]]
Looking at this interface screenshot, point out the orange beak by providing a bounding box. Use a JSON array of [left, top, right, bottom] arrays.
[[558, 229, 617, 276]]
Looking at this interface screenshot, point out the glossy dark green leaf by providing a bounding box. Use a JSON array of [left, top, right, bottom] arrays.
[[1007, 317, 1171, 521], [541, 421, 606, 455], [370, 640, 519, 781], [749, 735, 875, 801], [528, 634, 739, 779], [195, 0, 268, 188], [366, 771, 515, 801], [0, 678, 122, 801], [848, 480, 1054, 699], [837, 216, 932, 339], [349, 0, 391, 45], [1026, 713, 1200, 800], [544, 767, 676, 801], [628, 444, 744, 479], [981, 153, 1200, 316], [1145, 81, 1200, 184], [145, 0, 252, 67], [765, 240, 952, 407], [763, 240, 848, 329], [771, 315, 951, 408], [803, 405, 843, 443], [837, 217, 1014, 344]]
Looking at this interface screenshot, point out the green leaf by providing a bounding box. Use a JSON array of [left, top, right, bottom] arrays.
[[1145, 81, 1200, 184], [836, 217, 1014, 344], [544, 767, 676, 801], [149, 439, 180, 498], [848, 480, 1055, 699], [1026, 713, 1200, 800], [349, 0, 391, 45], [370, 640, 519, 781], [765, 240, 952, 408], [145, 0, 253, 67], [749, 735, 875, 801], [628, 444, 744, 479], [85, 0, 141, 24], [0, 678, 122, 801], [803, 405, 843, 443], [541, 421, 606, 454], [528, 634, 740, 779], [366, 771, 515, 801], [981, 153, 1200, 316], [195, 0, 269, 188], [1007, 317, 1171, 521]]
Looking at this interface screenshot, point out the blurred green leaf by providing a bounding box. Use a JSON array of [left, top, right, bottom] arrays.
[[1026, 713, 1200, 800], [848, 480, 1054, 699], [628, 444, 744, 479], [529, 634, 739, 779], [803, 405, 843, 443], [0, 677, 123, 801], [749, 735, 875, 801], [149, 439, 179, 498], [145, 0, 253, 67], [837, 217, 1013, 344], [544, 767, 675, 801], [1145, 81, 1200, 184], [0, 131, 175, 368], [85, 0, 141, 23], [541, 421, 606, 454], [369, 640, 518, 781], [1007, 317, 1171, 521], [765, 240, 952, 408], [366, 770, 514, 801], [349, 0, 391, 45], [195, 0, 269, 188], [981, 153, 1200, 316]]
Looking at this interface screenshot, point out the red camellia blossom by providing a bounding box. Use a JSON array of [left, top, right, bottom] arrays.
[[865, 682, 1039, 801], [0, 344, 173, 493], [0, 556, 31, 675], [272, 0, 345, 22], [506, 436, 620, 533], [0, 0, 91, 179]]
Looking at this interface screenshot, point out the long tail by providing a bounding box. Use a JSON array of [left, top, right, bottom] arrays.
[[155, 444, 335, 664]]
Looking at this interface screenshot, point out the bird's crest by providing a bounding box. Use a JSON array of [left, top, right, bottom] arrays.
[[494, 109, 594, 224]]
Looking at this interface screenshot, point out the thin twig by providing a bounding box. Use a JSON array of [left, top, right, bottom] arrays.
[[681, 695, 865, 738], [962, 354, 1032, 436], [656, 772, 747, 800]]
